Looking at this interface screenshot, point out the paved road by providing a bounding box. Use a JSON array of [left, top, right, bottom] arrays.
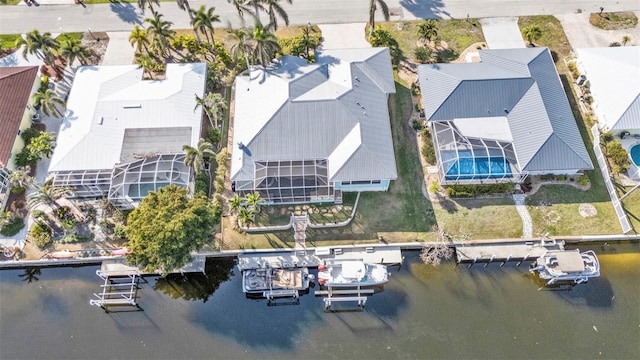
[[1, 0, 639, 34]]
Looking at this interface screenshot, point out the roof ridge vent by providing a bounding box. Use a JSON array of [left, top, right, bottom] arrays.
[[123, 104, 142, 109]]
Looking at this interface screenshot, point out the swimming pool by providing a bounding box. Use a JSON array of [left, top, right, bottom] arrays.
[[630, 144, 640, 167], [445, 156, 512, 180]]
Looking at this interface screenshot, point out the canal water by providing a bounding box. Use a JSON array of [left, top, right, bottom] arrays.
[[1, 243, 639, 359]]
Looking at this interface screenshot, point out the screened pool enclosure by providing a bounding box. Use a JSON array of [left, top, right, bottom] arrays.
[[432, 122, 521, 184], [51, 154, 191, 210]]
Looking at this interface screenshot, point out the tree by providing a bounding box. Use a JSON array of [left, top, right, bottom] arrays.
[[228, 194, 243, 215], [368, 0, 390, 37], [33, 88, 65, 118], [228, 27, 253, 70], [237, 206, 255, 227], [7, 166, 33, 189], [144, 11, 176, 58], [417, 20, 438, 45], [368, 26, 401, 64], [245, 191, 265, 212], [129, 25, 150, 53], [420, 225, 454, 267], [228, 0, 253, 24], [183, 138, 215, 174], [125, 185, 218, 274], [195, 92, 227, 129], [59, 37, 90, 66], [191, 5, 220, 44], [137, 0, 159, 14], [258, 0, 292, 31], [27, 183, 69, 210], [522, 25, 542, 46], [622, 35, 631, 46], [16, 30, 60, 67], [249, 20, 281, 66], [27, 132, 57, 159]]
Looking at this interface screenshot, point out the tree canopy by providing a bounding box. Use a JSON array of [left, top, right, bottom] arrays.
[[125, 185, 218, 274]]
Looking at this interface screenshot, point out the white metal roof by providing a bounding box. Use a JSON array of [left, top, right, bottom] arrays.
[[49, 63, 206, 172], [577, 46, 640, 131]]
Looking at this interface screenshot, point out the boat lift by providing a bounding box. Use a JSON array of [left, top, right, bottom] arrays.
[[316, 286, 375, 311], [89, 264, 143, 313]]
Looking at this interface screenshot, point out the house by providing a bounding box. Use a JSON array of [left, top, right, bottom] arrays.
[[418, 47, 593, 185], [230, 48, 397, 205], [0, 66, 40, 209], [575, 46, 640, 136], [47, 63, 206, 209]]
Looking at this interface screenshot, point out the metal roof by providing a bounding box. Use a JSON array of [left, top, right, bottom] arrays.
[[231, 48, 397, 183], [577, 46, 640, 131], [48, 63, 206, 172], [418, 47, 592, 173]]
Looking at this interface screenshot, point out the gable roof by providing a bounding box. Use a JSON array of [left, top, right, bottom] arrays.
[[48, 63, 206, 172], [0, 66, 38, 168], [231, 48, 397, 183], [576, 46, 640, 131], [418, 47, 592, 172]]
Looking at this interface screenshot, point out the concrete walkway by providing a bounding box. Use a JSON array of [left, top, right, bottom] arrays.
[[480, 17, 526, 49], [102, 31, 135, 65], [317, 23, 370, 49], [512, 193, 533, 238]]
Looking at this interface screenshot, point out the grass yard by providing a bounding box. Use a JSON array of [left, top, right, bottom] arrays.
[[433, 197, 522, 239], [589, 12, 638, 30], [620, 188, 640, 233], [517, 16, 572, 72], [377, 19, 485, 63]]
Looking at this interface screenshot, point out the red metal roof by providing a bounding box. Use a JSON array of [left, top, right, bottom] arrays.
[[0, 66, 39, 168]]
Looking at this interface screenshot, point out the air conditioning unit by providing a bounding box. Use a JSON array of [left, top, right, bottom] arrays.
[[576, 74, 587, 86]]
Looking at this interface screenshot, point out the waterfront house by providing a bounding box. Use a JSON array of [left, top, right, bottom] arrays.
[[0, 66, 40, 209], [47, 63, 206, 209], [230, 48, 397, 204], [418, 47, 593, 185]]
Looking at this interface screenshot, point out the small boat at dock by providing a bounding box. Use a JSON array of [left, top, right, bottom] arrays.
[[243, 267, 312, 299], [530, 249, 600, 286], [317, 260, 389, 287]]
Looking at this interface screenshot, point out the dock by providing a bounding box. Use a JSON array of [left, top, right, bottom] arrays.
[[89, 261, 142, 312], [455, 238, 564, 266], [237, 251, 322, 271], [316, 286, 375, 311], [315, 245, 403, 266]]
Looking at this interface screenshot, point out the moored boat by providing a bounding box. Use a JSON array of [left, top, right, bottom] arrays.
[[317, 260, 389, 287], [530, 249, 600, 286], [243, 267, 312, 297]]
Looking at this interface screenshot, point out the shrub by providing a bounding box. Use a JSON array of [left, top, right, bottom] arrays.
[[421, 128, 437, 164], [56, 206, 72, 220], [10, 186, 25, 195], [32, 210, 46, 219], [606, 140, 631, 173], [609, 42, 621, 47], [195, 171, 209, 195], [567, 61, 580, 80], [99, 218, 115, 234], [21, 127, 41, 145], [114, 225, 126, 239], [60, 218, 76, 231], [445, 183, 513, 197], [1, 216, 25, 236], [14, 147, 38, 167], [601, 132, 614, 143], [577, 174, 590, 186], [414, 46, 432, 64], [31, 222, 52, 249], [412, 119, 424, 131], [428, 181, 440, 194], [59, 233, 94, 244]]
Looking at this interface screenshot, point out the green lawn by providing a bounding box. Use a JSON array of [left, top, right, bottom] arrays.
[[620, 187, 640, 233]]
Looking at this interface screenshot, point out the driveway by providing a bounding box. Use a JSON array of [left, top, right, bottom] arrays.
[[556, 12, 640, 48], [480, 17, 526, 49], [101, 31, 135, 65], [318, 23, 370, 49]]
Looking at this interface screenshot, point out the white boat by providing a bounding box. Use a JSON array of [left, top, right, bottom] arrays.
[[242, 267, 312, 297], [530, 249, 600, 286], [317, 261, 389, 287]]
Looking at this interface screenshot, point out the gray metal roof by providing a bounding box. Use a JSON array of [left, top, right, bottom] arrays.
[[231, 48, 397, 183], [418, 47, 592, 173]]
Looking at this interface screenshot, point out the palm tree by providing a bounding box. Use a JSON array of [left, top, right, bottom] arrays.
[[59, 37, 90, 66], [137, 0, 159, 14], [27, 183, 69, 210], [368, 0, 390, 37], [622, 35, 631, 46], [228, 194, 243, 215], [183, 138, 215, 174], [16, 30, 60, 66], [249, 20, 281, 66], [417, 20, 438, 45], [144, 11, 176, 58], [228, 0, 253, 24], [195, 93, 227, 129], [522, 25, 542, 46], [8, 166, 33, 189], [237, 206, 255, 227], [245, 191, 265, 212], [257, 0, 291, 31], [129, 25, 150, 53], [33, 88, 65, 118], [228, 27, 253, 70], [191, 5, 220, 44]]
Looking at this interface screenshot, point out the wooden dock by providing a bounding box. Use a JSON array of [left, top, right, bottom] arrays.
[[315, 245, 403, 265], [455, 238, 564, 266], [237, 251, 322, 271]]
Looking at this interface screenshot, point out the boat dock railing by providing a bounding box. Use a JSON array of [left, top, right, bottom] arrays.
[[316, 286, 375, 311]]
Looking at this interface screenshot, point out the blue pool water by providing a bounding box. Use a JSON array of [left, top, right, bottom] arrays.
[[446, 156, 511, 180], [630, 144, 640, 167]]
